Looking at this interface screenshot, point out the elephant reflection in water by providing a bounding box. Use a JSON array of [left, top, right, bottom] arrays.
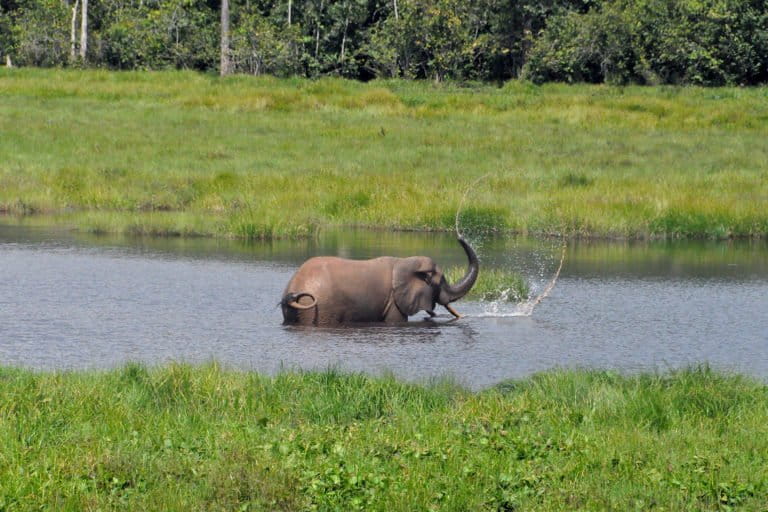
[[281, 238, 479, 326]]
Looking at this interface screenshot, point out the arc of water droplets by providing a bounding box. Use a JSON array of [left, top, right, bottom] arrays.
[[519, 242, 566, 316], [454, 173, 491, 240]]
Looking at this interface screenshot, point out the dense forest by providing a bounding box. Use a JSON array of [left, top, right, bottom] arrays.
[[1, 0, 767, 85]]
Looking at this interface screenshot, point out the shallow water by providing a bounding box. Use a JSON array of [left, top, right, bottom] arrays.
[[1, 222, 766, 389]]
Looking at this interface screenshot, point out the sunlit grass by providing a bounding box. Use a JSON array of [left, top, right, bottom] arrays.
[[445, 265, 529, 302], [0, 364, 766, 510], [1, 68, 767, 239]]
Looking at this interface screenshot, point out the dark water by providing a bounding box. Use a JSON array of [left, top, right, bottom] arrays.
[[1, 222, 767, 389]]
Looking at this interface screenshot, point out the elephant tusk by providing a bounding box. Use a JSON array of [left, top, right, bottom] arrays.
[[444, 304, 462, 318]]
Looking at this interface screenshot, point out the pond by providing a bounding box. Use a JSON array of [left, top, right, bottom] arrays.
[[1, 221, 767, 389]]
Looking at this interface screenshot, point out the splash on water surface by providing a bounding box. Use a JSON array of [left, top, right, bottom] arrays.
[[474, 292, 535, 317], [470, 242, 566, 318]]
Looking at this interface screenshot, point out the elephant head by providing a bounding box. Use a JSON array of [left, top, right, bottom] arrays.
[[392, 237, 479, 318]]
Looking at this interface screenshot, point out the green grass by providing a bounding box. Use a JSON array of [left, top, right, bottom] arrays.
[[0, 364, 766, 510], [445, 265, 530, 302], [1, 68, 767, 239]]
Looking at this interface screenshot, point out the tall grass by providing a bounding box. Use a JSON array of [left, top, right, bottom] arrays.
[[0, 364, 766, 510], [1, 68, 767, 239]]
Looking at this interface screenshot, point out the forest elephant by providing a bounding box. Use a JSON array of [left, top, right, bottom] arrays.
[[281, 237, 479, 325]]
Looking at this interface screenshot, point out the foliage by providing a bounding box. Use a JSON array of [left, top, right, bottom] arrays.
[[2, 0, 768, 84], [0, 3, 16, 63], [524, 0, 768, 85], [101, 14, 149, 70], [366, 0, 478, 81], [229, 5, 303, 76], [8, 0, 70, 66], [0, 364, 767, 510], [522, 7, 637, 85], [138, 0, 218, 71]]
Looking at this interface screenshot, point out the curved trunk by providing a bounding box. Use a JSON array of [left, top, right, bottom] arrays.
[[440, 238, 479, 303]]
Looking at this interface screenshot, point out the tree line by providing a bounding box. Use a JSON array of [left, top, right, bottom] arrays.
[[1, 0, 767, 85]]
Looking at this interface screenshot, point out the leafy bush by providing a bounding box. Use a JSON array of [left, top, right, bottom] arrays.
[[102, 17, 147, 70], [229, 7, 303, 76], [11, 0, 69, 67], [523, 7, 637, 84], [525, 0, 768, 85]]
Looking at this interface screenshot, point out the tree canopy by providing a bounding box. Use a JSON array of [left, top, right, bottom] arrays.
[[1, 0, 766, 85]]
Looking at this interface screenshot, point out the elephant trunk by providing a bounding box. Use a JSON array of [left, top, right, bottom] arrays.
[[440, 237, 479, 304]]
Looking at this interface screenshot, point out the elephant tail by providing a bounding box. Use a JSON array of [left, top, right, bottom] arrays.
[[281, 292, 317, 310]]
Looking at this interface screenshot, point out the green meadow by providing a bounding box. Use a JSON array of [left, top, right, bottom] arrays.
[[0, 364, 766, 511], [1, 68, 767, 239]]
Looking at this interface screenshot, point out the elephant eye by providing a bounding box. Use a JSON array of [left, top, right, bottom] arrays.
[[416, 272, 431, 283]]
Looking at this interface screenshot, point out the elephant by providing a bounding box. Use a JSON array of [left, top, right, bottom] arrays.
[[280, 237, 479, 325]]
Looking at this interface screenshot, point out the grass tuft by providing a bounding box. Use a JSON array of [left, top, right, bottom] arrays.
[[559, 172, 594, 188], [445, 266, 530, 302]]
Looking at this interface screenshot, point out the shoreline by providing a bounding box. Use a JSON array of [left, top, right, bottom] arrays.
[[3, 213, 767, 242]]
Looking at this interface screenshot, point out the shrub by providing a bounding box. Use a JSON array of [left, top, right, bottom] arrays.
[[524, 0, 768, 85]]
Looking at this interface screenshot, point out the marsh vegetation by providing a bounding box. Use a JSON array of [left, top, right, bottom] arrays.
[[1, 69, 767, 240], [0, 364, 766, 510], [2, 67, 765, 361]]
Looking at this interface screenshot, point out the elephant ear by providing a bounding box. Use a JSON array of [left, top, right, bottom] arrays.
[[393, 256, 436, 317]]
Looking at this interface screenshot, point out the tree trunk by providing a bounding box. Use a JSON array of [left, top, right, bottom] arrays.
[[220, 0, 231, 76], [393, 0, 399, 21], [340, 16, 349, 64], [70, 0, 80, 62], [287, 0, 292, 25], [79, 0, 88, 61], [314, 0, 324, 59]]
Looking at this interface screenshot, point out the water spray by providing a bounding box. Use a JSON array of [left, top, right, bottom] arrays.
[[454, 173, 491, 240], [518, 242, 566, 316], [453, 173, 566, 317]]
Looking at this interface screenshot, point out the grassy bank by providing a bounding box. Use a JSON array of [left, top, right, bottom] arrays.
[[0, 365, 766, 510], [1, 68, 767, 239]]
